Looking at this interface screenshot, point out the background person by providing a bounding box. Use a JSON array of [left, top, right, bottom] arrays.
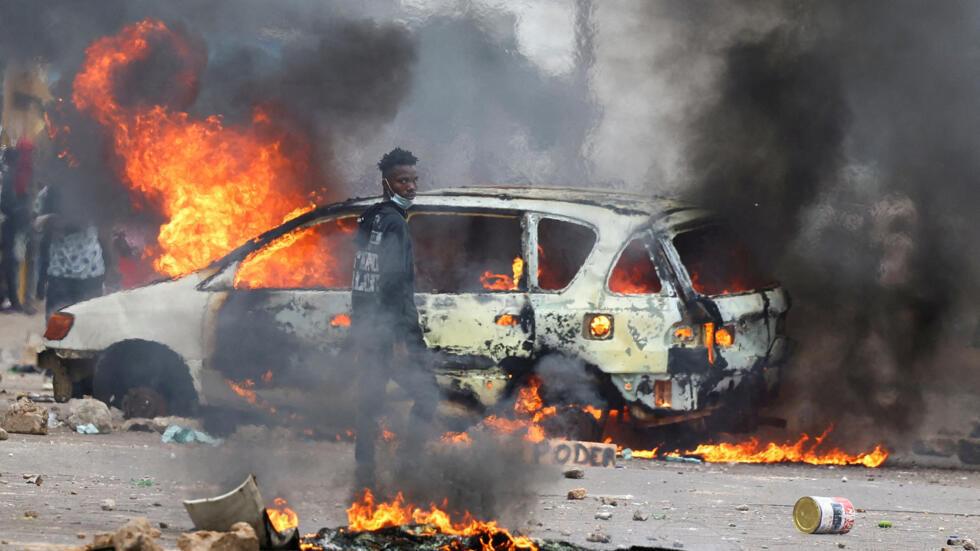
[[33, 180, 117, 317]]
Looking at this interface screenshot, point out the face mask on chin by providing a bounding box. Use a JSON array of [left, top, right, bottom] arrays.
[[384, 178, 414, 210]]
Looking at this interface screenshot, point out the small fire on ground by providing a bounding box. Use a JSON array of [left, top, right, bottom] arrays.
[[300, 489, 537, 551], [621, 424, 888, 468], [266, 497, 299, 534]]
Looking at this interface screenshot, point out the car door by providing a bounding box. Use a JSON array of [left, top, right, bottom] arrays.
[[200, 214, 359, 412], [408, 210, 534, 407]]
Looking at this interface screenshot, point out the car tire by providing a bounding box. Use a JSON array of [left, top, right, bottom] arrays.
[[94, 340, 198, 418]]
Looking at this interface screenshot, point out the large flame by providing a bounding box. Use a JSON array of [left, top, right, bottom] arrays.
[[266, 497, 299, 533], [346, 490, 537, 550], [73, 19, 317, 277]]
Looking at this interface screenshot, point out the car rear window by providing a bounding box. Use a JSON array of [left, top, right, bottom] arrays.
[[234, 216, 357, 289], [410, 213, 524, 293], [609, 238, 662, 294], [672, 226, 772, 296], [537, 218, 596, 291]]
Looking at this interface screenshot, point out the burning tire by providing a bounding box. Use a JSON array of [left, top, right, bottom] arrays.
[[93, 340, 198, 418]]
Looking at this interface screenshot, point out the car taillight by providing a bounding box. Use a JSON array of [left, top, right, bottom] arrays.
[[44, 313, 74, 340], [584, 314, 613, 340]]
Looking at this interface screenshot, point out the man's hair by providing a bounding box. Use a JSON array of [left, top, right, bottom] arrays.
[[378, 147, 418, 175]]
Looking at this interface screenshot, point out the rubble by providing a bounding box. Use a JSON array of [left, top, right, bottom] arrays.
[[176, 522, 259, 551], [0, 427, 7, 440], [632, 510, 649, 521], [67, 398, 114, 433], [24, 510, 39, 519], [735, 504, 750, 511], [2, 398, 49, 435], [567, 488, 587, 500], [563, 468, 585, 479], [112, 517, 164, 551], [594, 511, 612, 520], [585, 527, 610, 543], [302, 526, 603, 551], [101, 499, 116, 511]]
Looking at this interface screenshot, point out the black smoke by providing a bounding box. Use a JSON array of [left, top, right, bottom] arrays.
[[682, 1, 980, 443]]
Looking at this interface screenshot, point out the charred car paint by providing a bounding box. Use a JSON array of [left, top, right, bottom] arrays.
[[41, 186, 791, 427]]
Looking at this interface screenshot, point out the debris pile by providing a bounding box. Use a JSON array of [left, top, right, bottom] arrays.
[[2, 397, 49, 435]]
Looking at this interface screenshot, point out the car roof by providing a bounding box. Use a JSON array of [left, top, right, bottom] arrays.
[[344, 185, 694, 217], [212, 185, 708, 267]]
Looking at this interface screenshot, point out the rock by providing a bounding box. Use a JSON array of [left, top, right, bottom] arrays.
[[632, 510, 649, 521], [112, 517, 164, 551], [964, 539, 977, 551], [0, 427, 8, 440], [595, 511, 612, 520], [735, 504, 750, 511], [841, 476, 848, 483], [837, 542, 846, 548], [67, 398, 113, 434], [85, 533, 114, 550], [585, 527, 611, 544], [2, 398, 49, 435], [567, 488, 587, 500], [600, 497, 618, 506], [159, 521, 169, 529], [563, 468, 585, 479], [77, 533, 87, 539], [101, 498, 116, 511], [958, 438, 980, 465], [24, 509, 39, 519], [177, 521, 259, 551]]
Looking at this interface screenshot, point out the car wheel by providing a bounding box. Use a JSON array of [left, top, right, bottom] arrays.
[[94, 340, 198, 418]]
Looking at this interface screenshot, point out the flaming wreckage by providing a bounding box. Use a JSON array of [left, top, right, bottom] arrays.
[[39, 187, 791, 433]]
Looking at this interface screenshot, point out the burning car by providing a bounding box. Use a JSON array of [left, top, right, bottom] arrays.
[[39, 186, 790, 432]]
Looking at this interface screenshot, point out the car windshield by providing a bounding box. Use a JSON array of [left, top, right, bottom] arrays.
[[233, 216, 358, 289], [672, 225, 773, 296]]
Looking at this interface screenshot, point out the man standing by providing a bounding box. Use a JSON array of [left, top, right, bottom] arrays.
[[350, 147, 436, 491]]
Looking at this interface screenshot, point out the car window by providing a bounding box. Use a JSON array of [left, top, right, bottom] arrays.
[[672, 225, 772, 296], [609, 238, 662, 294], [233, 216, 358, 289], [410, 213, 524, 293], [537, 218, 596, 291]]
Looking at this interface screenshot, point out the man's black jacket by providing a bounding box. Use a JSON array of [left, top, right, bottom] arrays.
[[350, 201, 424, 349]]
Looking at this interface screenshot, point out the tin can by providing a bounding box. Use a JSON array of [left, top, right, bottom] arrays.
[[793, 496, 855, 534]]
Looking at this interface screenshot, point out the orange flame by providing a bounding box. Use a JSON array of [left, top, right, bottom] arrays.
[[346, 490, 537, 550], [266, 497, 299, 534], [626, 425, 889, 467], [480, 257, 524, 291], [72, 19, 319, 278], [495, 315, 519, 326], [331, 314, 352, 327]]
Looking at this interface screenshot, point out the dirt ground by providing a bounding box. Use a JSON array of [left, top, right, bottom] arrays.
[[1, 311, 979, 551]]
